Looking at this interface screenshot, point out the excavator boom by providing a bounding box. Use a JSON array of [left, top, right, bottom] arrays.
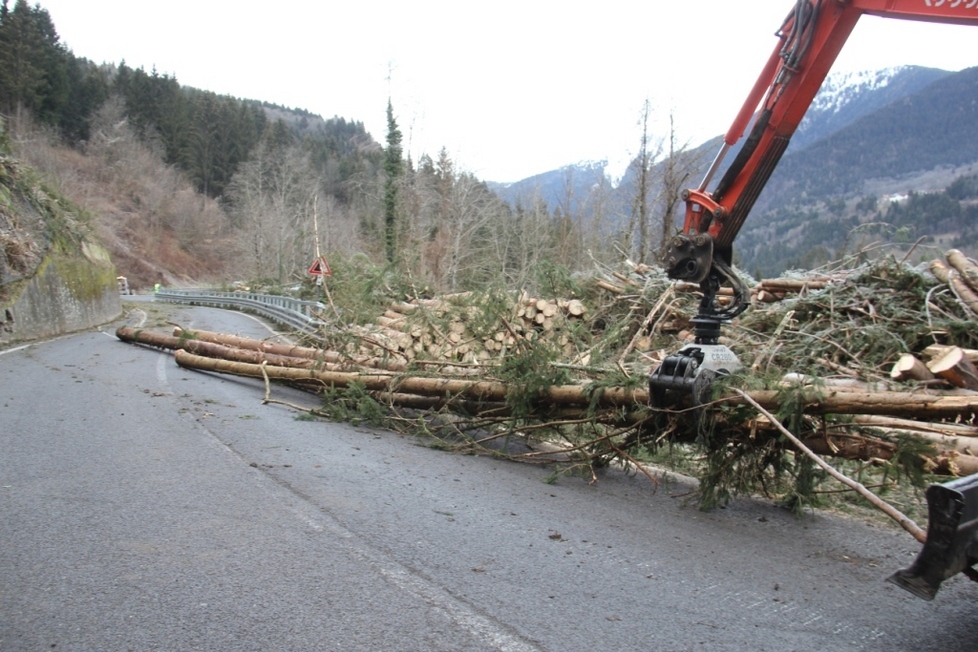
[[675, 0, 978, 269], [653, 0, 978, 599]]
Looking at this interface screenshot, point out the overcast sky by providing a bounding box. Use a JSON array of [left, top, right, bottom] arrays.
[[36, 0, 978, 182]]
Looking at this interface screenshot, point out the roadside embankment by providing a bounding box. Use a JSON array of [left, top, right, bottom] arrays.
[[1, 240, 121, 345]]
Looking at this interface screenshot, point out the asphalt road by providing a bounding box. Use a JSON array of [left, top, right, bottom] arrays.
[[1, 298, 976, 651]]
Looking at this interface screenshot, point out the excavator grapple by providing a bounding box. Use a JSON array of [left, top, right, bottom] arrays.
[[655, 0, 978, 596], [888, 474, 978, 600]]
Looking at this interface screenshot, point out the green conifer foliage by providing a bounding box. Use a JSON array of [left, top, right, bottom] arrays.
[[0, 0, 68, 122], [383, 99, 403, 264]]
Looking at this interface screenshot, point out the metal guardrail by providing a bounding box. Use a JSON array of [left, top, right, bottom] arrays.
[[154, 288, 328, 334]]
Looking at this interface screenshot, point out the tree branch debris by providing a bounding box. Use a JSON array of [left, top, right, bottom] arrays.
[[119, 249, 978, 530]]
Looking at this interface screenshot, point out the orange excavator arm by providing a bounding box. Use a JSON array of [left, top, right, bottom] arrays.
[[652, 0, 978, 601], [665, 0, 978, 307]]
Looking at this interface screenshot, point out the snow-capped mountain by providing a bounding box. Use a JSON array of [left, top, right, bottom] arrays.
[[489, 66, 951, 216], [791, 65, 948, 150]]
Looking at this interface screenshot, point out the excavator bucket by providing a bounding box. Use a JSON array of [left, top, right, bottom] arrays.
[[888, 473, 978, 600]]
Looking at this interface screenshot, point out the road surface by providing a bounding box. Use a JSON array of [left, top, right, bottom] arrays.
[[1, 298, 976, 651]]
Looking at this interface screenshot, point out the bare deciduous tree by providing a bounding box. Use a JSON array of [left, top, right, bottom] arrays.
[[226, 140, 320, 283], [656, 111, 693, 263], [627, 99, 663, 265]]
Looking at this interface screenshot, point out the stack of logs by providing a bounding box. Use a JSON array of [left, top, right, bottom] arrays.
[[113, 249, 978, 479], [338, 293, 588, 365], [114, 323, 978, 476], [609, 277, 834, 304], [882, 249, 978, 390], [891, 345, 978, 390]]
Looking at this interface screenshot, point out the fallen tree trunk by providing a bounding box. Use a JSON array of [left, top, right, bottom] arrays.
[[851, 414, 978, 438], [946, 248, 978, 294], [171, 326, 409, 372], [170, 343, 978, 420], [116, 326, 381, 374], [173, 349, 648, 409], [730, 389, 978, 420], [931, 259, 978, 314]]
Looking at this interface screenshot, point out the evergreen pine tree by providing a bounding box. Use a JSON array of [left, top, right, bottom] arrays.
[[0, 0, 68, 122], [383, 99, 403, 264], [59, 55, 109, 144], [28, 2, 68, 122]]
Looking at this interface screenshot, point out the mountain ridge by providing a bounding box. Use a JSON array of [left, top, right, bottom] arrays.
[[490, 64, 978, 275], [490, 65, 950, 211]]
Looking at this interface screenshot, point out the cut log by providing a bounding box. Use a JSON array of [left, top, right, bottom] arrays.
[[923, 344, 978, 364], [781, 373, 896, 392], [759, 279, 829, 292], [931, 258, 978, 314], [756, 290, 784, 303], [596, 280, 625, 295], [890, 353, 936, 382], [388, 301, 419, 315], [946, 248, 978, 294], [930, 258, 953, 284], [950, 275, 978, 314], [927, 346, 978, 390], [168, 327, 408, 371], [927, 452, 978, 477], [735, 389, 978, 420], [376, 315, 407, 330], [851, 415, 978, 438], [172, 327, 320, 359]]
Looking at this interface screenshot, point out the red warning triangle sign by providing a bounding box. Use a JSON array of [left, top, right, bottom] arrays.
[[308, 257, 331, 276]]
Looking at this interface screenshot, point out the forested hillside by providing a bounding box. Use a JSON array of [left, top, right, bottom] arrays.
[[789, 66, 948, 152], [6, 0, 976, 294], [758, 66, 978, 208], [0, 0, 378, 201], [733, 66, 978, 276], [0, 0, 625, 294]]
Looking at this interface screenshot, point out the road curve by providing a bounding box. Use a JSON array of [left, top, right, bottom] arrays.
[[1, 299, 976, 651]]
